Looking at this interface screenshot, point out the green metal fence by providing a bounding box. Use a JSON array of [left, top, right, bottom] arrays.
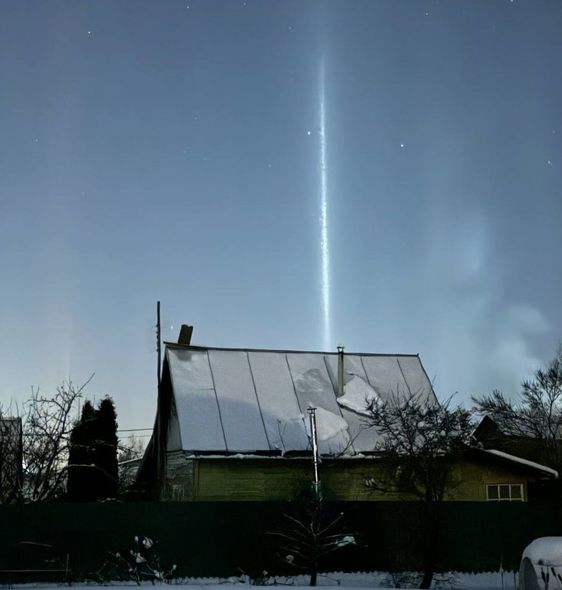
[[0, 501, 560, 581]]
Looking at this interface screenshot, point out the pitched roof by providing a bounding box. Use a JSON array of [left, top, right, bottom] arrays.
[[164, 344, 437, 456]]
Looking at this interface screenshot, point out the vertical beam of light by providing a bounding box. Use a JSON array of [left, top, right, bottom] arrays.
[[319, 60, 331, 351]]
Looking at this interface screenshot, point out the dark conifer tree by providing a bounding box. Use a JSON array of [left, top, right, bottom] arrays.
[[68, 401, 97, 500], [67, 397, 119, 500], [96, 397, 119, 498]]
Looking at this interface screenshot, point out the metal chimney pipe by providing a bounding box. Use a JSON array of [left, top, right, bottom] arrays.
[[337, 345, 345, 397], [307, 407, 320, 496]]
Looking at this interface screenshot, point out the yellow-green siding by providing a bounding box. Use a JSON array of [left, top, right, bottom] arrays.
[[447, 458, 527, 501], [163, 455, 534, 502]]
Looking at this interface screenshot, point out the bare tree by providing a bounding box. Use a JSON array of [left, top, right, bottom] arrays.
[[364, 391, 473, 589], [116, 435, 147, 495], [268, 484, 355, 586], [118, 434, 146, 463], [473, 346, 562, 467], [4, 377, 92, 502], [23, 380, 91, 501]]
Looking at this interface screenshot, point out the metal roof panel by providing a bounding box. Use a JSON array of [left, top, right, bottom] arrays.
[[208, 350, 270, 452], [247, 351, 309, 452], [167, 348, 227, 452], [166, 346, 436, 455]]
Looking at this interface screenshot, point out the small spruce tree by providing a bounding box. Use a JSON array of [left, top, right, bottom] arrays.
[[67, 397, 119, 501], [96, 397, 119, 498], [68, 401, 97, 500]]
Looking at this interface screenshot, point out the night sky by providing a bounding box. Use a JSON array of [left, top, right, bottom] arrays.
[[2, 0, 562, 431]]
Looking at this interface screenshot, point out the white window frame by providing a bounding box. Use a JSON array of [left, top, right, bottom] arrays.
[[486, 483, 524, 501]]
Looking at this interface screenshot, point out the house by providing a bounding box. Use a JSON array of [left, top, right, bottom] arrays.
[[0, 417, 23, 503], [136, 326, 557, 502], [472, 415, 562, 498], [472, 415, 560, 466], [118, 457, 143, 492]]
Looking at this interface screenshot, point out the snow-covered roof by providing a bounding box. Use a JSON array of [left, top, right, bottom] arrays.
[[164, 345, 437, 456], [480, 449, 559, 478]]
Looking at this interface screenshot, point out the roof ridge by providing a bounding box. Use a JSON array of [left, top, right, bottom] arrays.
[[164, 342, 420, 357]]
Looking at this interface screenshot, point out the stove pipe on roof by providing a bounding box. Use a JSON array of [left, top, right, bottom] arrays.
[[307, 407, 320, 493], [337, 345, 345, 397]]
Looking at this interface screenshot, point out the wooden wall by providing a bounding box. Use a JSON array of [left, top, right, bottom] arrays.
[[163, 455, 536, 502]]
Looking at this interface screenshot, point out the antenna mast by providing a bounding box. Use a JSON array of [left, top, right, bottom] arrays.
[[156, 301, 161, 386], [155, 301, 163, 495]]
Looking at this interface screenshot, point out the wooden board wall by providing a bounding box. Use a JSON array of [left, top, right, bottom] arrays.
[[163, 456, 536, 502]]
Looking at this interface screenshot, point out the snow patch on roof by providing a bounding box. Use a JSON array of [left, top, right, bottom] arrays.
[[336, 375, 381, 417]]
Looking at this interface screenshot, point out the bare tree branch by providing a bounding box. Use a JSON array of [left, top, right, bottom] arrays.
[[2, 376, 92, 502], [362, 390, 474, 588], [472, 346, 562, 467]]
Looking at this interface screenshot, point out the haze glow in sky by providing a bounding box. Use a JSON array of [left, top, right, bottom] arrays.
[[1, 0, 562, 431]]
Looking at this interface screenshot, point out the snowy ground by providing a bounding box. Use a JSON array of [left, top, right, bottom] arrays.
[[3, 571, 519, 590], [187, 571, 518, 590]]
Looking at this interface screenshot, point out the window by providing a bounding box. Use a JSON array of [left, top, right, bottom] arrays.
[[486, 483, 524, 501]]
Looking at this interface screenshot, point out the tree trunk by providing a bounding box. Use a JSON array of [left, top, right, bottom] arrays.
[[310, 569, 318, 586], [419, 502, 439, 589], [420, 568, 434, 589]]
